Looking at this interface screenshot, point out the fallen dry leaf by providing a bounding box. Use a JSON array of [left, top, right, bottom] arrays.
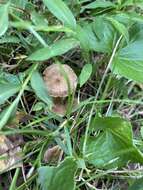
[[0, 112, 27, 173], [0, 135, 22, 173]]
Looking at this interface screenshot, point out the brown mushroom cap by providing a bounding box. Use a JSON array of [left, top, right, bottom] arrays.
[[44, 145, 61, 163], [43, 64, 77, 97]]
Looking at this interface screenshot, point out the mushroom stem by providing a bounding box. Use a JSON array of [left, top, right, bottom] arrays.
[[53, 97, 64, 105]]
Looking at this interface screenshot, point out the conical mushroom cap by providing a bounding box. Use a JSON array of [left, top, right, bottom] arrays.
[[43, 64, 77, 97]]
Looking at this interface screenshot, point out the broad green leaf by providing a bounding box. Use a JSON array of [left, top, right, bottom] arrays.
[[92, 17, 115, 52], [76, 24, 95, 51], [0, 72, 25, 84], [129, 22, 143, 42], [112, 13, 132, 26], [0, 3, 9, 36], [128, 178, 143, 190], [82, 0, 116, 11], [76, 17, 115, 53], [112, 40, 143, 83], [0, 83, 21, 105], [129, 12, 143, 23], [38, 157, 77, 190], [27, 38, 79, 61], [113, 12, 143, 26], [84, 117, 143, 169], [43, 0, 76, 29], [31, 70, 52, 107], [107, 17, 129, 42], [79, 64, 92, 87], [118, 40, 143, 60]]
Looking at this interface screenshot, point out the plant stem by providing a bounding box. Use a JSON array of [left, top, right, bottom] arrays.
[[82, 35, 123, 156], [29, 27, 47, 47], [95, 35, 123, 100], [9, 168, 20, 190]]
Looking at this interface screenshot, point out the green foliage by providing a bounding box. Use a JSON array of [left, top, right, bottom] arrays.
[[27, 38, 79, 61], [81, 0, 116, 11], [79, 63, 92, 87], [76, 17, 115, 52], [31, 11, 48, 27], [128, 178, 143, 190], [113, 39, 143, 82], [1, 0, 143, 189], [38, 157, 77, 190], [0, 36, 20, 44], [11, 0, 28, 9], [43, 0, 76, 29], [0, 98, 19, 129], [84, 117, 143, 169], [0, 72, 24, 84], [0, 2, 9, 36], [107, 17, 129, 42], [31, 70, 52, 107], [0, 83, 21, 105], [32, 102, 45, 111]]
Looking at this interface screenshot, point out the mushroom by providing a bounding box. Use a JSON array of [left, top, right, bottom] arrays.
[[52, 98, 78, 115], [52, 100, 67, 115], [43, 64, 77, 115], [44, 145, 61, 163]]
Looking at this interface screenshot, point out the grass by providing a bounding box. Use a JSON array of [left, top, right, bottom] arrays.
[[0, 0, 143, 190]]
